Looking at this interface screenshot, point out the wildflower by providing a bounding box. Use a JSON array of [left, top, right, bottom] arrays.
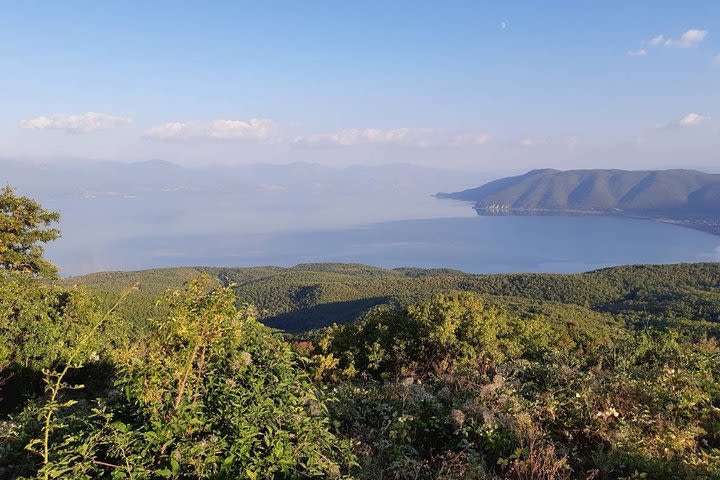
[[240, 351, 253, 366]]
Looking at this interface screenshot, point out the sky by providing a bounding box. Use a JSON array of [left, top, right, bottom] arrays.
[[1, 0, 718, 171]]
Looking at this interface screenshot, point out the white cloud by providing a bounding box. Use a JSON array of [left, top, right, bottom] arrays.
[[646, 30, 708, 49], [145, 118, 277, 141], [21, 112, 132, 133], [500, 21, 507, 30], [649, 35, 665, 46], [145, 122, 193, 140], [627, 49, 647, 57], [293, 128, 491, 148], [517, 136, 579, 149], [446, 132, 492, 147], [678, 112, 710, 126], [295, 128, 418, 147], [147, 121, 490, 148], [663, 29, 708, 48], [519, 137, 546, 147], [656, 112, 712, 129]]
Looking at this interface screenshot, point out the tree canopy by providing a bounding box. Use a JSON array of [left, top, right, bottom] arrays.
[[0, 186, 60, 279]]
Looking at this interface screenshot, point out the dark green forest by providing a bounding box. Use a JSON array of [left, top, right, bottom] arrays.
[[68, 261, 720, 336], [3, 186, 720, 479]]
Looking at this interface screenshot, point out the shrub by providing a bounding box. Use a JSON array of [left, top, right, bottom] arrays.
[[7, 278, 355, 479]]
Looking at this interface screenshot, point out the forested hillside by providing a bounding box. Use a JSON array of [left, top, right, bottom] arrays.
[[439, 169, 720, 213], [67, 262, 720, 334], [4, 186, 720, 479]]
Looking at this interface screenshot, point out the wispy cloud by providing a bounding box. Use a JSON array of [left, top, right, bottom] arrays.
[[145, 118, 278, 142], [627, 49, 647, 57], [500, 21, 507, 30], [146, 121, 491, 148], [565, 136, 579, 149], [658, 112, 713, 129], [21, 112, 132, 133], [519, 137, 546, 147], [648, 35, 665, 46], [293, 128, 491, 148], [517, 136, 580, 149], [678, 112, 711, 126], [648, 29, 708, 48]]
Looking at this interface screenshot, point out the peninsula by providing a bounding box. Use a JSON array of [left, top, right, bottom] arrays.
[[438, 168, 720, 235]]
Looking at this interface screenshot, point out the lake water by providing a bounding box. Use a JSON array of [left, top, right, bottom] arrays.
[[50, 214, 720, 276]]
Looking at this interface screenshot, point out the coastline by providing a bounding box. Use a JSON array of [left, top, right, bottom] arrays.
[[472, 205, 720, 238]]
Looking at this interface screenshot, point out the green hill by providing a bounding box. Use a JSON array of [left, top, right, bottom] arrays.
[[65, 262, 720, 335], [438, 168, 720, 216]]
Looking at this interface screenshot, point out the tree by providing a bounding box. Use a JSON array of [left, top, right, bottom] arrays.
[[0, 185, 61, 279], [0, 187, 64, 399]]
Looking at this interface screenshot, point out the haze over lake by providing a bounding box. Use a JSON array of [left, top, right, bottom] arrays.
[[49, 213, 720, 276], [9, 159, 718, 275]]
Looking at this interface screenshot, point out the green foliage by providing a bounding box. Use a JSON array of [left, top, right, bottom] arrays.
[[5, 267, 720, 478], [511, 332, 720, 478], [5, 278, 355, 479], [0, 274, 126, 419], [0, 186, 60, 279], [0, 281, 129, 479], [68, 263, 720, 337], [315, 292, 599, 381], [309, 295, 720, 479], [61, 268, 217, 334], [0, 277, 108, 372]]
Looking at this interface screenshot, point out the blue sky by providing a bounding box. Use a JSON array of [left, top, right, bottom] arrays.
[[1, 1, 718, 171]]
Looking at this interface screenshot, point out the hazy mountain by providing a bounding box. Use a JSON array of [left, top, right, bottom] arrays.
[[3, 159, 488, 199], [1, 159, 490, 274], [439, 169, 720, 215]]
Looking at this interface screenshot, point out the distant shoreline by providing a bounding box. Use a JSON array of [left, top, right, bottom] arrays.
[[439, 169, 720, 239], [472, 205, 720, 237]]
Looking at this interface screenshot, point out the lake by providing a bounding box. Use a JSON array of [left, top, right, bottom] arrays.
[[49, 214, 720, 276]]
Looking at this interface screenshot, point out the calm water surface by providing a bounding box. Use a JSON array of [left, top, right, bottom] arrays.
[[50, 215, 720, 275]]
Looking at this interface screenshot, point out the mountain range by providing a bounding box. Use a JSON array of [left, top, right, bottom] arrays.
[[1, 158, 488, 274], [439, 168, 720, 213], [438, 169, 720, 234]]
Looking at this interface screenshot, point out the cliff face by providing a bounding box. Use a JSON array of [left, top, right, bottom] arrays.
[[438, 169, 720, 215]]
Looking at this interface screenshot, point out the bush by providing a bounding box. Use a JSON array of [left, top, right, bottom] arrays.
[[5, 278, 355, 479]]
